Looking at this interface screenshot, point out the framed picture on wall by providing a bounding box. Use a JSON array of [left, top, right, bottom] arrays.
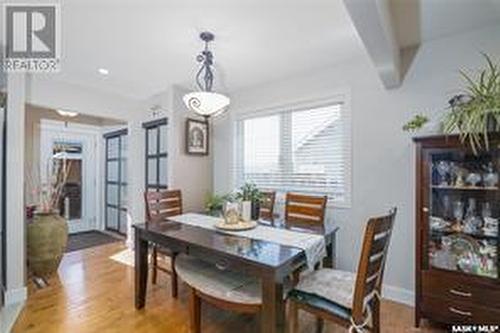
[[186, 118, 209, 155]]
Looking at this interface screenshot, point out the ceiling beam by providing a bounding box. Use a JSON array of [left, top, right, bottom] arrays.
[[343, 0, 402, 89]]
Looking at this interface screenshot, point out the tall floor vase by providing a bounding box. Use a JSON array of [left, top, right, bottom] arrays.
[[27, 212, 68, 279]]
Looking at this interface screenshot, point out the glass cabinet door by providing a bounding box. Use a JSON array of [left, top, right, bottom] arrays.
[[427, 148, 499, 279]]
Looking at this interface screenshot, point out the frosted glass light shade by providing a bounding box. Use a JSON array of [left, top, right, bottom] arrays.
[[56, 109, 79, 117], [183, 91, 230, 117]]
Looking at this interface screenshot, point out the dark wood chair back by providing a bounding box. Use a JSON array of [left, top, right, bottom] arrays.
[[145, 190, 183, 223], [284, 193, 327, 229], [259, 191, 276, 221], [351, 208, 397, 323]]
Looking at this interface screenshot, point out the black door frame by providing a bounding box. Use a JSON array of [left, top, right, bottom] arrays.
[[1, 97, 6, 305], [104, 129, 128, 234], [143, 118, 168, 191]]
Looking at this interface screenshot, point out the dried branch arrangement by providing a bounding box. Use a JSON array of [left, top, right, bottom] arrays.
[[26, 157, 72, 214]]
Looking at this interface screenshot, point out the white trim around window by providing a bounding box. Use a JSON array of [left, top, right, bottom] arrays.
[[233, 94, 352, 208]]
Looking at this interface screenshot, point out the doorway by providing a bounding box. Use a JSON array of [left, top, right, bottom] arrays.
[[40, 120, 99, 233]]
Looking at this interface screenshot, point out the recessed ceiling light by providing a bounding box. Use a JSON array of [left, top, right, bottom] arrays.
[[98, 68, 109, 75], [56, 109, 79, 117]]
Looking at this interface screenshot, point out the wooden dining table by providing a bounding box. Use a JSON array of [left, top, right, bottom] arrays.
[[133, 217, 339, 333]]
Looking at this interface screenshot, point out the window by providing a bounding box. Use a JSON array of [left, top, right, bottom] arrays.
[[104, 129, 128, 234], [143, 118, 168, 191], [235, 100, 351, 206], [53, 141, 82, 220]]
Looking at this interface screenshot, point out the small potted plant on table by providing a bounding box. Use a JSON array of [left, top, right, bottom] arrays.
[[204, 193, 234, 217], [236, 182, 263, 221]]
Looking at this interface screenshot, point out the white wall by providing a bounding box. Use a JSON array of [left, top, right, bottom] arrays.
[[169, 86, 213, 212], [213, 24, 500, 305], [5, 73, 27, 305]]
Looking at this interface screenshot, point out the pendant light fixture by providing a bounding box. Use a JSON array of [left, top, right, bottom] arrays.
[[183, 32, 230, 119]]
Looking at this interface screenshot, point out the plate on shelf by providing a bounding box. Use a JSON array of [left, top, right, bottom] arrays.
[[483, 228, 498, 237], [215, 220, 258, 231], [430, 216, 450, 231], [446, 233, 480, 256]]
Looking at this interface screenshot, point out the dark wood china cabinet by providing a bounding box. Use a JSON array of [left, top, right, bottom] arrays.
[[414, 135, 500, 327]]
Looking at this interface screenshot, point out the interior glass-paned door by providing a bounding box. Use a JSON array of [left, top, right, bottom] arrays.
[[119, 135, 128, 234], [104, 130, 128, 234], [144, 119, 168, 191]]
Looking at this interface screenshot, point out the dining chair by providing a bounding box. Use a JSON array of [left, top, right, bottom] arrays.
[[144, 189, 183, 298], [284, 193, 328, 230], [287, 208, 397, 333], [259, 190, 276, 221], [175, 254, 292, 333]]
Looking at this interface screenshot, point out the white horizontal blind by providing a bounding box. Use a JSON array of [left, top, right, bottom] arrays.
[[234, 100, 351, 206]]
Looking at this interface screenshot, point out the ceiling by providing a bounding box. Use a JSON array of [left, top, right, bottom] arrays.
[[26, 104, 126, 126], [44, 0, 364, 100], [391, 0, 500, 48], [21, 0, 500, 100]]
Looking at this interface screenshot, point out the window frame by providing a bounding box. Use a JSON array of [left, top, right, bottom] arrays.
[[233, 95, 352, 208]]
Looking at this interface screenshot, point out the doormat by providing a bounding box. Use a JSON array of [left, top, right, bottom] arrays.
[[66, 230, 122, 253]]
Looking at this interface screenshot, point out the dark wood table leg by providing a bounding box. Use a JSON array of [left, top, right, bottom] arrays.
[[261, 276, 285, 333], [331, 231, 337, 268], [323, 232, 336, 269], [135, 230, 149, 309]]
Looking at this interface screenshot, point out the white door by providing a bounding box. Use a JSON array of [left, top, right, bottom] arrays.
[[40, 120, 98, 234]]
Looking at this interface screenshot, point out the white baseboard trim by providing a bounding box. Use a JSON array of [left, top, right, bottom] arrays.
[[4, 287, 27, 305], [382, 284, 414, 307], [0, 301, 24, 333]]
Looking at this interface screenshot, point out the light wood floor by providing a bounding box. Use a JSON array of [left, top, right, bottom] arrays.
[[13, 242, 444, 333]]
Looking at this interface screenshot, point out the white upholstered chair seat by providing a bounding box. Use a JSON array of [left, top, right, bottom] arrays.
[[294, 268, 356, 309], [175, 254, 263, 305]]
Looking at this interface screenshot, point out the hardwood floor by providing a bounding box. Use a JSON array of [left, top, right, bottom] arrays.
[[13, 242, 444, 333]]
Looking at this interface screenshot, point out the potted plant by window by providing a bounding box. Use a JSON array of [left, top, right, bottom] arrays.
[[442, 54, 500, 154], [236, 182, 263, 221], [204, 193, 233, 217], [26, 158, 71, 282]]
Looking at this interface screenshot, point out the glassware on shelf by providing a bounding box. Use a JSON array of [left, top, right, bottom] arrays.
[[436, 161, 450, 186], [482, 202, 492, 219], [450, 162, 468, 187], [456, 239, 498, 278], [442, 195, 452, 220], [455, 167, 467, 187], [453, 200, 464, 223], [430, 216, 449, 231], [464, 198, 483, 234], [449, 162, 459, 186], [457, 252, 479, 274], [430, 236, 457, 271], [483, 162, 499, 187], [483, 217, 499, 237], [466, 172, 482, 187]]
